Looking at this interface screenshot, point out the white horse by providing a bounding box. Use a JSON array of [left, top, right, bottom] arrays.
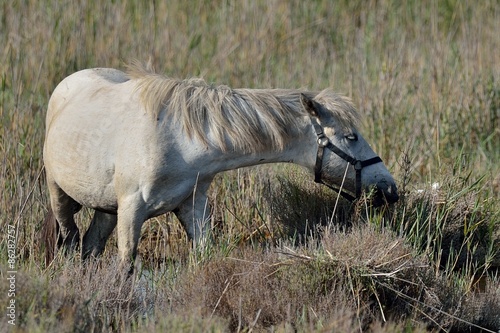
[[43, 64, 398, 272]]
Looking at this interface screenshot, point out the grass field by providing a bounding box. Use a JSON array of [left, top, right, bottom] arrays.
[[1, 0, 499, 331]]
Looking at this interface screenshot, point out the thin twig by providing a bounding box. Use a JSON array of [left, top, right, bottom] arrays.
[[248, 308, 261, 332], [211, 275, 233, 318]]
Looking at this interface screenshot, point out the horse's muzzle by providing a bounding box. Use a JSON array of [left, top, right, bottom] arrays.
[[371, 181, 399, 206]]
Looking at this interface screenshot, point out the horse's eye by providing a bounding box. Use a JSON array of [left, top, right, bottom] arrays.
[[345, 133, 358, 141]]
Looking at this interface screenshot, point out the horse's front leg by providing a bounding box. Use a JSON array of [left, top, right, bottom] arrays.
[[116, 195, 147, 275], [174, 180, 213, 247]]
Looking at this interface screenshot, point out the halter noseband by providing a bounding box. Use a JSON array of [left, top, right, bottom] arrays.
[[311, 120, 383, 201]]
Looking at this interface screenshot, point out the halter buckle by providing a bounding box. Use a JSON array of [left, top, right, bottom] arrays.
[[354, 160, 363, 170], [317, 136, 329, 147]]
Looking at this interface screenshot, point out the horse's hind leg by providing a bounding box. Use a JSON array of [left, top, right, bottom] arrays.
[[46, 173, 81, 253], [82, 211, 117, 260]]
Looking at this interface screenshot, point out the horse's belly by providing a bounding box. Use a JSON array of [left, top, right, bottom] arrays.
[[47, 157, 118, 212]]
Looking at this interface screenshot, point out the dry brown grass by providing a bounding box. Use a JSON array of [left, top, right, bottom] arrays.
[[3, 222, 497, 332], [140, 212, 483, 332]]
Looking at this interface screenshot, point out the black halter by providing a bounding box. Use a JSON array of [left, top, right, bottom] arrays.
[[311, 120, 383, 201]]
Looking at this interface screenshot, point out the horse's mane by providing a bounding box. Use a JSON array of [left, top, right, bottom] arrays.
[[127, 63, 360, 153]]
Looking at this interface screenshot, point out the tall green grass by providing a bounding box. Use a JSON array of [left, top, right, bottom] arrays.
[[1, 0, 499, 331]]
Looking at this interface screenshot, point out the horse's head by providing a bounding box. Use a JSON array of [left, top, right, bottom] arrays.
[[301, 93, 399, 206]]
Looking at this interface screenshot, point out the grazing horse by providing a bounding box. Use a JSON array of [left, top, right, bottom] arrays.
[[43, 64, 398, 272]]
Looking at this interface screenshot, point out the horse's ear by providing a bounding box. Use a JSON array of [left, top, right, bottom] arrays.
[[301, 93, 320, 118]]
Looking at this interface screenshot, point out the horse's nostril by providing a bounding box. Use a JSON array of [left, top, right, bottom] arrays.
[[375, 183, 399, 204]]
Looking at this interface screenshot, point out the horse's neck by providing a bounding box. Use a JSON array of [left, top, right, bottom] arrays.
[[201, 122, 317, 174]]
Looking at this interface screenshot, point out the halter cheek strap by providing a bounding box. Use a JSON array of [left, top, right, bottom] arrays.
[[311, 121, 382, 201]]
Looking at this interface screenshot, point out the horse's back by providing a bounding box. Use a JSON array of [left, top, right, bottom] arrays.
[[46, 68, 129, 123]]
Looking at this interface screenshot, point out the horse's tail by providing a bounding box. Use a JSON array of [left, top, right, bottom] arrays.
[[41, 206, 59, 267]]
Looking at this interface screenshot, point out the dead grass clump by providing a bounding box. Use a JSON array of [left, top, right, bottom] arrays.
[[0, 258, 147, 332], [319, 227, 435, 328], [316, 226, 500, 332], [447, 281, 500, 332], [171, 224, 500, 332], [171, 226, 426, 331]]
